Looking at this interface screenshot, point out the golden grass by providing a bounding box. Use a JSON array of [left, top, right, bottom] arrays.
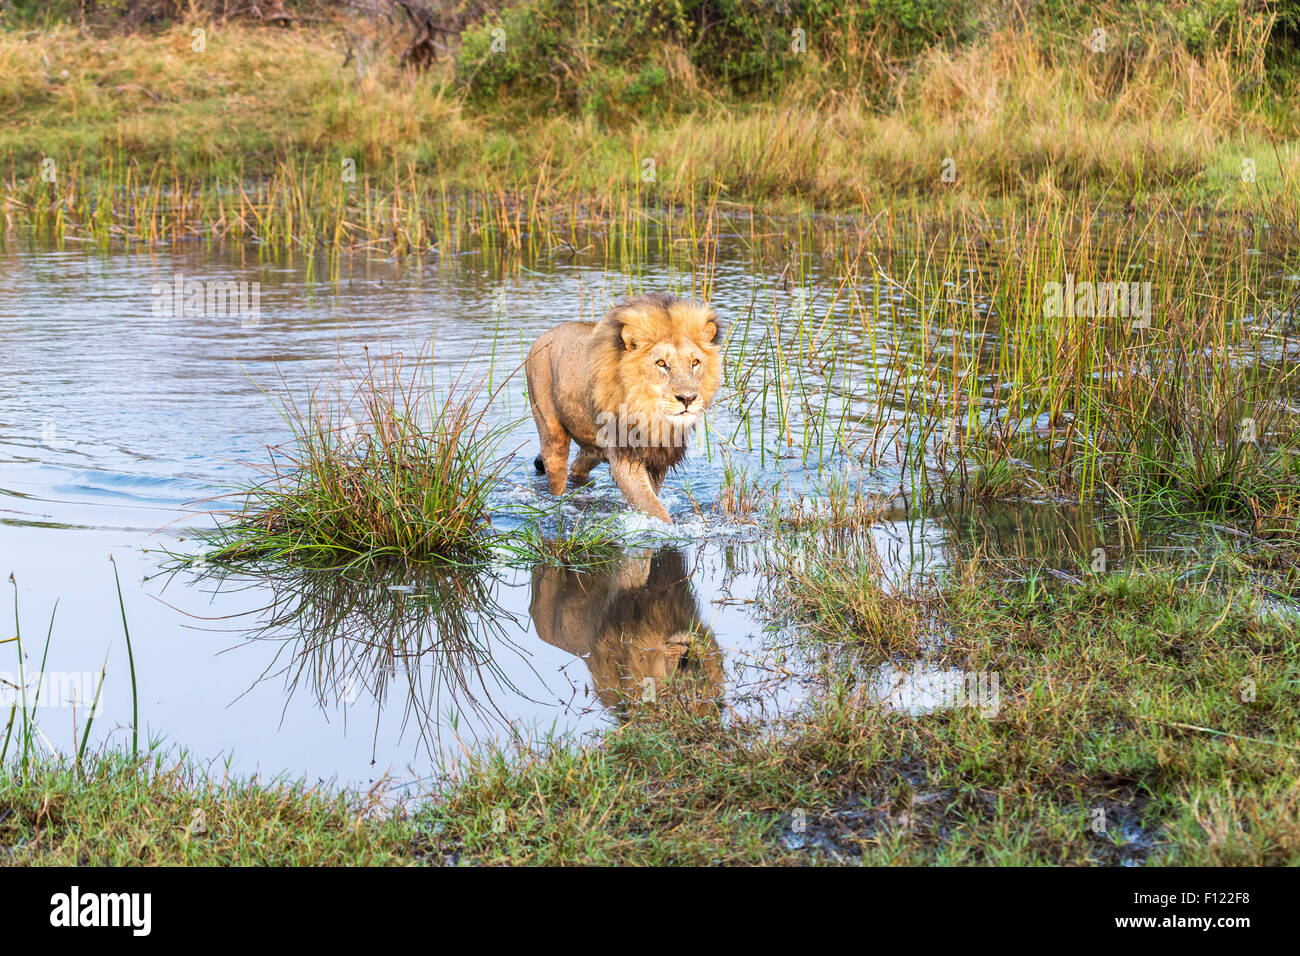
[[0, 13, 1293, 214]]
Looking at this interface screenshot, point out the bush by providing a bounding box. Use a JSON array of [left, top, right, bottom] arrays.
[[455, 0, 971, 116]]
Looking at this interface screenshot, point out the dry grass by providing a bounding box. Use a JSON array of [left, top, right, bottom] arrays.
[[0, 12, 1294, 225]]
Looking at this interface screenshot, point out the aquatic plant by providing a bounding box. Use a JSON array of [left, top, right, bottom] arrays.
[[192, 349, 517, 570]]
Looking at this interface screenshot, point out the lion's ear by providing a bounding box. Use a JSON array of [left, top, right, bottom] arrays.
[[704, 318, 722, 345], [620, 324, 638, 351]]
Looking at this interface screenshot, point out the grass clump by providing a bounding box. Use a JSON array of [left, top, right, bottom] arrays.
[[498, 508, 632, 570], [193, 351, 515, 571]]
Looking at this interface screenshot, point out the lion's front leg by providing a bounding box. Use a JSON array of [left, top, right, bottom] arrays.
[[609, 454, 672, 523]]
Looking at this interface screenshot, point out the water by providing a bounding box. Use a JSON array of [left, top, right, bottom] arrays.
[[1, 240, 866, 786], [0, 235, 1249, 788]]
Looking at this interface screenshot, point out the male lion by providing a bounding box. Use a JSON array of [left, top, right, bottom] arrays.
[[524, 293, 724, 523]]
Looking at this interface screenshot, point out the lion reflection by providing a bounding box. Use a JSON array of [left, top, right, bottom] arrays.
[[529, 547, 725, 714]]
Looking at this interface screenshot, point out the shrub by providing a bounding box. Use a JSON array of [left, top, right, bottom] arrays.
[[455, 0, 972, 116]]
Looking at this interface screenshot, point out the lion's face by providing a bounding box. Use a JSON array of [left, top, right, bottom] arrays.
[[591, 295, 724, 429], [626, 334, 716, 425]]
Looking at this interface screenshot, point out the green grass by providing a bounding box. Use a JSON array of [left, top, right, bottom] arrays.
[[0, 750, 421, 865], [497, 507, 637, 570], [719, 193, 1300, 531], [185, 351, 517, 572], [5, 548, 1296, 865]]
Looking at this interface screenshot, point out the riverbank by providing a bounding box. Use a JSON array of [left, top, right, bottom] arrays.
[[4, 551, 1296, 865], [1, 3, 1297, 235]]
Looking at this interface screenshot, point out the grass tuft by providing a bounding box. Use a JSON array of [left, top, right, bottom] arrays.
[[190, 350, 516, 571]]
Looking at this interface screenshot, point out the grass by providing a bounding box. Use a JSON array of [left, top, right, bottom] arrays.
[[0, 6, 1297, 255], [0, 750, 417, 865], [187, 349, 517, 571], [498, 507, 634, 569], [5, 547, 1296, 865], [706, 193, 1300, 535], [3, 10, 1297, 547]]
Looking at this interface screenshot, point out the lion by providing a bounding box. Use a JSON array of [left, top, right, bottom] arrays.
[[524, 293, 724, 523], [529, 547, 725, 715]]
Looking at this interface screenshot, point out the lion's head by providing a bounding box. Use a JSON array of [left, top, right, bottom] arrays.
[[588, 293, 725, 432]]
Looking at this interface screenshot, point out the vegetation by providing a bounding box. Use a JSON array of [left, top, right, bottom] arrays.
[[185, 351, 515, 570], [1, 751, 419, 865], [0, 0, 1296, 234], [6, 550, 1297, 865]]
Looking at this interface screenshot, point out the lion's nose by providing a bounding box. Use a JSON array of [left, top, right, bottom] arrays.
[[675, 393, 697, 408]]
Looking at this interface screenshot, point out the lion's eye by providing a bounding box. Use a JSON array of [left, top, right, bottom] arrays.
[[692, 359, 700, 368], [656, 359, 667, 369]]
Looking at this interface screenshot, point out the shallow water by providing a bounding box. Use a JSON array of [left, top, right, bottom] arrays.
[[0, 239, 849, 785], [0, 234, 1257, 788]]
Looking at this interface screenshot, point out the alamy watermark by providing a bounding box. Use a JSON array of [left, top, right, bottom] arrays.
[[1042, 273, 1153, 329], [0, 669, 103, 715], [595, 404, 696, 450], [878, 665, 1002, 718], [50, 886, 150, 936], [152, 272, 261, 327]]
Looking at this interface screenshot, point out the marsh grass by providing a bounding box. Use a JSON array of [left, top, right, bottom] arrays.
[[713, 457, 777, 523], [497, 507, 629, 570], [710, 194, 1300, 537], [943, 201, 1300, 527], [2, 569, 138, 783], [1, 8, 1296, 256], [174, 190, 1300, 571], [777, 474, 890, 534], [192, 349, 517, 571]]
